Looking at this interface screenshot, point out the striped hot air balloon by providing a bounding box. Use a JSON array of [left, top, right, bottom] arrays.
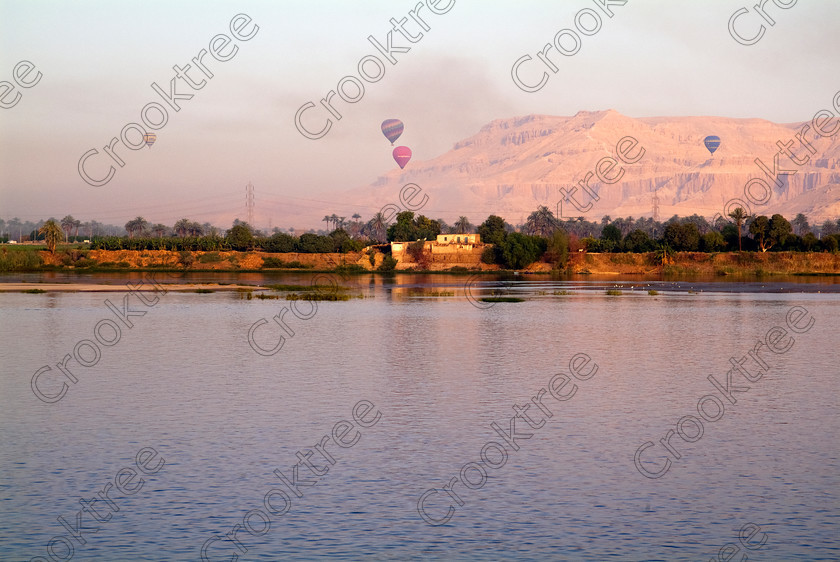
[[381, 119, 404, 145], [143, 133, 157, 148], [703, 135, 721, 155], [393, 146, 412, 169]]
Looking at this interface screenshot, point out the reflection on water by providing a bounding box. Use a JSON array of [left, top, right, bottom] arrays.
[[0, 274, 838, 560]]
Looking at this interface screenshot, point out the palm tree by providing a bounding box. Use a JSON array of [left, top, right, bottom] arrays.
[[330, 214, 339, 231], [9, 217, 21, 242], [60, 215, 76, 243], [188, 221, 204, 237], [368, 212, 388, 243], [792, 213, 810, 236], [454, 216, 472, 234], [151, 224, 167, 238], [174, 218, 191, 237], [39, 219, 63, 253], [72, 219, 81, 240], [525, 206, 558, 237], [322, 215, 331, 231], [728, 207, 748, 251]]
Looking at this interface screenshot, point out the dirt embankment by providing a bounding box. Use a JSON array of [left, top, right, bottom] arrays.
[[33, 248, 840, 274], [566, 251, 840, 275], [49, 249, 377, 270]]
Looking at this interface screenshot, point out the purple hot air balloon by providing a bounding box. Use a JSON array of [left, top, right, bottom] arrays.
[[381, 119, 404, 145], [393, 146, 412, 169]]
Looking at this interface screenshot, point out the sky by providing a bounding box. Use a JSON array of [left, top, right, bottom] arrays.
[[1, 0, 838, 230]]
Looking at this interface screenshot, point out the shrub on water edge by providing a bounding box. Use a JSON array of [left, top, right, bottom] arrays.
[[198, 252, 223, 263], [377, 256, 398, 272]]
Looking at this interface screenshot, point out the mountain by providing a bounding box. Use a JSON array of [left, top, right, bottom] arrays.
[[335, 110, 840, 227]]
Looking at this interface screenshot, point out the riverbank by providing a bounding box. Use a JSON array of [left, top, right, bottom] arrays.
[[0, 283, 268, 293], [1, 245, 839, 276]]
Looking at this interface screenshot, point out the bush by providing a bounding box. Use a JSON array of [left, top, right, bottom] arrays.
[[377, 255, 398, 271], [297, 233, 334, 253], [198, 252, 223, 263], [178, 251, 195, 268], [260, 233, 296, 253], [500, 233, 544, 269], [261, 257, 285, 268], [334, 264, 367, 274], [481, 246, 498, 264], [544, 230, 569, 268], [407, 240, 426, 262]]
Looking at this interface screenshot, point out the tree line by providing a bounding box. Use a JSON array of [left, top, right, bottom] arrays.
[[11, 208, 840, 271]]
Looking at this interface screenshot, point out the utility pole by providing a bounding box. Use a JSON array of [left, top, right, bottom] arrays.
[[245, 181, 255, 226]]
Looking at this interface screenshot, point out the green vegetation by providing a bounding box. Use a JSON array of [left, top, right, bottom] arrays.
[[266, 284, 351, 292], [648, 289, 659, 295], [605, 289, 622, 296], [334, 264, 367, 274], [377, 255, 398, 272], [285, 292, 354, 301], [197, 252, 223, 263], [193, 288, 214, 293], [22, 288, 47, 293], [387, 211, 440, 242], [0, 247, 44, 271]]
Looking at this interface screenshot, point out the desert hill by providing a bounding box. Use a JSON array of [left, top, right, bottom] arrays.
[[334, 110, 840, 226]]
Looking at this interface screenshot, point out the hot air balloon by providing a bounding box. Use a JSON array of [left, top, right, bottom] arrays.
[[381, 119, 404, 145], [393, 146, 412, 169], [143, 133, 157, 148], [703, 135, 721, 155]]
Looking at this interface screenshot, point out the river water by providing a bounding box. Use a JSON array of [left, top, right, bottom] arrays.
[[1, 272, 838, 560]]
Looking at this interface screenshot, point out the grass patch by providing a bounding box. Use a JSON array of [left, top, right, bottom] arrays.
[[647, 289, 659, 295], [479, 296, 524, 303], [198, 252, 223, 263], [0, 248, 44, 272], [266, 283, 351, 292], [193, 288, 215, 293], [334, 264, 367, 274], [285, 292, 355, 301], [22, 288, 47, 293], [605, 289, 622, 296], [553, 290, 572, 295], [255, 293, 281, 299]]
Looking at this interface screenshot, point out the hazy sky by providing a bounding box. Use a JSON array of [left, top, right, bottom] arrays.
[[1, 0, 838, 229]]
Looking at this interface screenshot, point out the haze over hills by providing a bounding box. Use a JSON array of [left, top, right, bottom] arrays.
[[327, 110, 840, 229]]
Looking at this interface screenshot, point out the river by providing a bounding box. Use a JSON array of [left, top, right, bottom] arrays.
[[1, 272, 838, 560]]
